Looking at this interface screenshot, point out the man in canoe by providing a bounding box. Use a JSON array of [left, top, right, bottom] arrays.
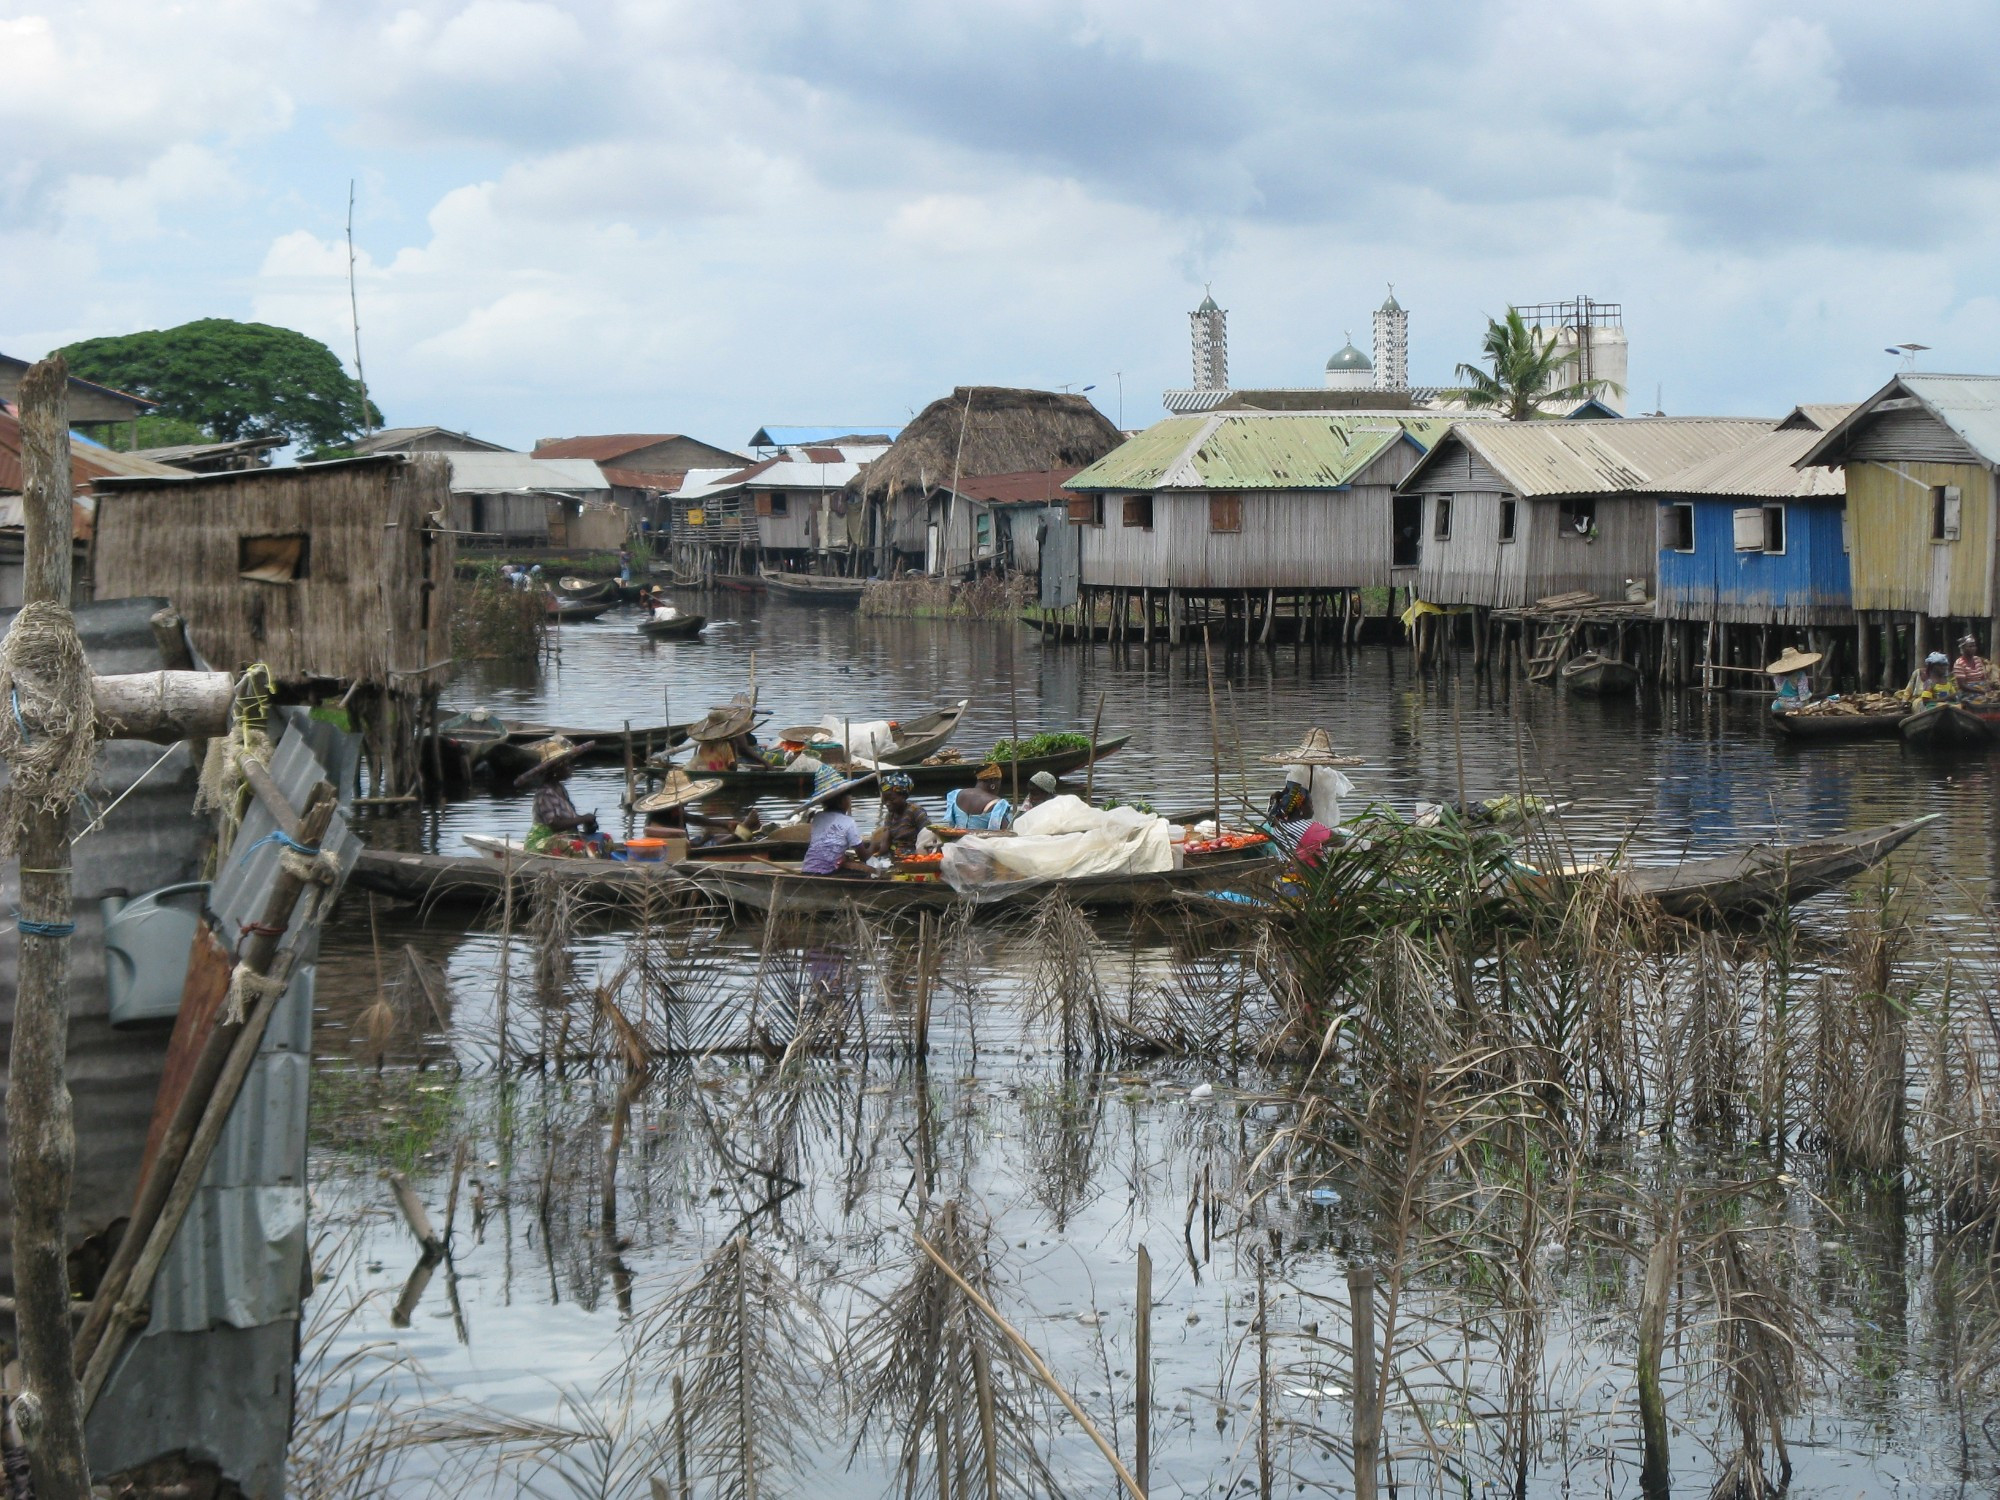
[[944, 763, 1013, 830], [865, 771, 930, 857], [517, 737, 607, 854], [1022, 770, 1067, 810], [1766, 646, 1821, 713]]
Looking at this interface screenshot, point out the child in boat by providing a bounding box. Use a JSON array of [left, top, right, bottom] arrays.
[[865, 773, 930, 856], [944, 763, 1012, 829], [802, 791, 864, 874]]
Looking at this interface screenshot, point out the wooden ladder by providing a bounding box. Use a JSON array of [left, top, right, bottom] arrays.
[[1526, 616, 1579, 682]]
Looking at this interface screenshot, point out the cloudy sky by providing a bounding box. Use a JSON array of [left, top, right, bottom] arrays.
[[4, 0, 1996, 451]]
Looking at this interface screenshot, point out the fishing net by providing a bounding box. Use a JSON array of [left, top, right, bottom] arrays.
[[0, 600, 98, 854]]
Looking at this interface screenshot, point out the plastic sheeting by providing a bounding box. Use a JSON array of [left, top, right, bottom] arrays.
[[1284, 765, 1355, 826], [940, 796, 1174, 893]]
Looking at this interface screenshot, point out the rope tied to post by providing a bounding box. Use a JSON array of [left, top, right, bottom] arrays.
[[0, 599, 98, 855], [220, 963, 290, 1026]]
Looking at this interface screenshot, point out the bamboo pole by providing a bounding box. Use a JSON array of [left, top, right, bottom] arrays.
[[4, 354, 92, 1500], [1637, 1220, 1676, 1500], [915, 1235, 1146, 1500], [1084, 691, 1106, 804], [1348, 1263, 1379, 1500], [1202, 628, 1222, 830]]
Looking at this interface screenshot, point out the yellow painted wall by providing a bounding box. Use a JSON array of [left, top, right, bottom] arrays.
[[1845, 459, 1994, 616]]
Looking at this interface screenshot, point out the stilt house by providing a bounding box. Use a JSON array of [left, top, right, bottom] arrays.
[[1062, 412, 1450, 601], [1796, 375, 2000, 663], [844, 388, 1123, 577], [90, 454, 455, 793], [1397, 419, 1769, 608]]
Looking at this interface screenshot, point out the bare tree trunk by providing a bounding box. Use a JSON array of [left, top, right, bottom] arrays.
[[1348, 1263, 1379, 1500], [5, 355, 93, 1499], [1637, 1221, 1676, 1500]]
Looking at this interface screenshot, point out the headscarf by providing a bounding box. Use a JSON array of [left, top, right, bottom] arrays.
[[975, 762, 1003, 783], [881, 771, 914, 791]]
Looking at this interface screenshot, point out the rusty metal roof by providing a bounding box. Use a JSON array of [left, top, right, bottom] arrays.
[[1416, 418, 1771, 498], [532, 433, 688, 461], [1643, 427, 1845, 499], [1068, 413, 1452, 491]]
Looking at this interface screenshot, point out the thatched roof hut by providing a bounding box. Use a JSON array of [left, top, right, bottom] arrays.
[[847, 387, 1123, 568], [91, 454, 453, 685]]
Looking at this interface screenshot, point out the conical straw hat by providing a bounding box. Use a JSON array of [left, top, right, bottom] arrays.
[[1766, 648, 1822, 674], [633, 769, 723, 813], [1259, 727, 1364, 767], [512, 735, 598, 787]]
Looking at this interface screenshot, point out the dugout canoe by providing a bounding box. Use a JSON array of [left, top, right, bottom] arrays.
[[637, 611, 710, 639], [681, 841, 1278, 917], [1558, 814, 1938, 921], [1898, 703, 1994, 749], [1560, 652, 1640, 697], [544, 597, 616, 623], [760, 569, 867, 606], [349, 845, 696, 906], [1768, 707, 1907, 741]]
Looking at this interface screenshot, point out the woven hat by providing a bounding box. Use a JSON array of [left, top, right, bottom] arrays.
[[513, 735, 598, 787], [776, 725, 827, 744], [633, 768, 723, 813], [1766, 647, 1822, 674], [1259, 728, 1364, 767], [812, 762, 848, 800], [685, 698, 754, 743]]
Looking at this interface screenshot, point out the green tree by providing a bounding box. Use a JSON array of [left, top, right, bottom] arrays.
[[1450, 308, 1623, 420], [103, 414, 215, 452], [60, 318, 382, 448]]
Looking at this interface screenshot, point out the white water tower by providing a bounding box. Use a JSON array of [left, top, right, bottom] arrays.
[[1518, 297, 1627, 413]]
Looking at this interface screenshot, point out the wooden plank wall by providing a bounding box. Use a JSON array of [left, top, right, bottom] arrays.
[[1844, 459, 1994, 616]]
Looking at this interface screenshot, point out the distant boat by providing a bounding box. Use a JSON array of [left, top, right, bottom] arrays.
[[1560, 652, 1639, 696], [760, 569, 867, 606], [544, 596, 614, 622], [637, 610, 709, 639]]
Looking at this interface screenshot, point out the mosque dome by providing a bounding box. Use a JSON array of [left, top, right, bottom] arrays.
[[1323, 336, 1373, 390]]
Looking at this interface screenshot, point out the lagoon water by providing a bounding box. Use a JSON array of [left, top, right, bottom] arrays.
[[305, 597, 2000, 1497]]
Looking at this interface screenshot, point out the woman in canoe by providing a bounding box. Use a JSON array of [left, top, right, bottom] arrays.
[[943, 763, 1013, 830], [1765, 646, 1821, 713], [517, 737, 607, 855], [802, 789, 866, 874], [865, 772, 931, 857], [1259, 728, 1363, 866]]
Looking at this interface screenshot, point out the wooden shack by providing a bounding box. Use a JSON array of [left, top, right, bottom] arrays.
[[847, 388, 1123, 577], [1398, 419, 1769, 610], [1059, 412, 1450, 641], [1797, 375, 2000, 680], [91, 454, 454, 794]]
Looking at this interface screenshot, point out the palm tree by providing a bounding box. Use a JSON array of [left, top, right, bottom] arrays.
[[1451, 308, 1623, 420]]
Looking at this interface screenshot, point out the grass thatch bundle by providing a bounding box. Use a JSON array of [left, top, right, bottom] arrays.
[[847, 387, 1121, 507]]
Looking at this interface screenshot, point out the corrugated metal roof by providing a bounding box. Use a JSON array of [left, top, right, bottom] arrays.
[[1069, 413, 1451, 492], [1776, 403, 1857, 432], [1435, 418, 1770, 497], [1644, 428, 1846, 499], [0, 410, 184, 493], [533, 433, 685, 461], [446, 452, 608, 493], [672, 467, 753, 501], [600, 466, 684, 491], [954, 467, 1086, 505], [1799, 375, 2000, 471]]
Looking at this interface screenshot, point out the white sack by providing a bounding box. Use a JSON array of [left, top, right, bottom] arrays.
[[941, 796, 1174, 892], [1287, 765, 1355, 826], [823, 715, 895, 760]]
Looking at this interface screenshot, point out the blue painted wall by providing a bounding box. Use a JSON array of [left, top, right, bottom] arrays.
[[1656, 496, 1852, 624]]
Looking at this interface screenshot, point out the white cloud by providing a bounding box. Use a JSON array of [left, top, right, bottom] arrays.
[[3, 0, 1999, 442]]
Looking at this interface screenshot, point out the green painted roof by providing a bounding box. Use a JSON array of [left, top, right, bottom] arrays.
[[1068, 413, 1452, 492]]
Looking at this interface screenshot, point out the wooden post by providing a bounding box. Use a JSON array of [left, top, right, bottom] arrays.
[[1347, 1263, 1379, 1500], [3, 357, 93, 1500], [1636, 1221, 1676, 1500], [1134, 1244, 1152, 1497]]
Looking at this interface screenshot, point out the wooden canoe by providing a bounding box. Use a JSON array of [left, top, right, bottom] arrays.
[[637, 612, 709, 639], [1899, 703, 1994, 749], [681, 842, 1279, 917], [1560, 653, 1640, 696], [1569, 814, 1938, 921], [557, 577, 624, 603], [873, 699, 968, 766], [1769, 708, 1906, 741], [651, 734, 1131, 795], [350, 845, 696, 906], [545, 597, 616, 622], [759, 570, 867, 606]]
